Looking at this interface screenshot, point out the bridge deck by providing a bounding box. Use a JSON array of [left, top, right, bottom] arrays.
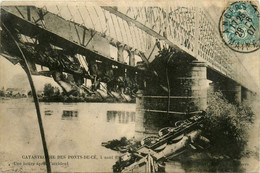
[[1, 4, 258, 92]]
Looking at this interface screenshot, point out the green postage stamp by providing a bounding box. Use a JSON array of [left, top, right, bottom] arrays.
[[219, 1, 259, 53]]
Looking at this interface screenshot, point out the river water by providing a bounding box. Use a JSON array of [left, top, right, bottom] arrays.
[[0, 98, 259, 172]]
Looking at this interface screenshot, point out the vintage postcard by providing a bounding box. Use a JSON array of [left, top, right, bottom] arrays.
[[0, 0, 259, 172]]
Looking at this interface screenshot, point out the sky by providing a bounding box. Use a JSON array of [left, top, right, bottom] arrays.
[[204, 0, 260, 91], [0, 57, 60, 92]]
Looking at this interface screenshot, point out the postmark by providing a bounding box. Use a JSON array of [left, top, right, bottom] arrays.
[[219, 1, 259, 53]]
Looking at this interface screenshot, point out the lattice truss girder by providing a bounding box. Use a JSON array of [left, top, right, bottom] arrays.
[[1, 4, 257, 91]]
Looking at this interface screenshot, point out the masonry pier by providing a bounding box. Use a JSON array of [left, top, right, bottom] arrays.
[[135, 59, 207, 139]]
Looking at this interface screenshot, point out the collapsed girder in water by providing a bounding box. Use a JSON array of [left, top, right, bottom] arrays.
[[111, 113, 209, 172], [1, 18, 142, 102]]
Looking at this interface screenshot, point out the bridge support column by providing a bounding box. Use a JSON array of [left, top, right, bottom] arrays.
[[234, 84, 242, 104], [242, 87, 248, 101], [173, 61, 207, 112], [129, 51, 135, 66], [134, 60, 207, 140], [210, 78, 242, 104], [223, 82, 242, 104], [117, 45, 124, 63], [135, 90, 145, 140], [242, 87, 254, 101]]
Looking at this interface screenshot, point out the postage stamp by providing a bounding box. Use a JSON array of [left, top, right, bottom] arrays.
[[219, 1, 259, 53]]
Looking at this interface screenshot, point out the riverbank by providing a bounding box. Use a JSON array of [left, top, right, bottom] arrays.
[[39, 96, 136, 103], [0, 96, 136, 103]]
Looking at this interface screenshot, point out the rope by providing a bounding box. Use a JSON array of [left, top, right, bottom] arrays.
[[166, 52, 174, 117], [2, 23, 52, 173]]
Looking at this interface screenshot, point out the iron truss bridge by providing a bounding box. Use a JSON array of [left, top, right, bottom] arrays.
[[0, 4, 258, 93]]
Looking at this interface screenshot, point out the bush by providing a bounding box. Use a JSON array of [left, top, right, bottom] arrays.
[[0, 90, 5, 96], [203, 90, 254, 158], [237, 100, 255, 123], [43, 83, 54, 97], [42, 83, 66, 101]]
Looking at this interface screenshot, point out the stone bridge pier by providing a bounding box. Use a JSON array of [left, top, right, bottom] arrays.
[[208, 79, 257, 105], [135, 58, 256, 139], [207, 70, 257, 105], [207, 69, 243, 104], [135, 58, 208, 139], [242, 87, 256, 102]]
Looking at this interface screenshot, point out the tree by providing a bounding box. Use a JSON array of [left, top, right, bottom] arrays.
[[53, 87, 60, 96], [0, 90, 4, 97], [203, 90, 254, 158], [43, 83, 54, 97]]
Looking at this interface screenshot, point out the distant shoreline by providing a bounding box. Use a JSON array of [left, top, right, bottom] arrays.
[[0, 96, 136, 103], [39, 97, 136, 103]]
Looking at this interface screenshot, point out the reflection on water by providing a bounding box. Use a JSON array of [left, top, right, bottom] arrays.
[[0, 99, 136, 172], [45, 110, 53, 116], [44, 107, 79, 120], [107, 111, 135, 123], [62, 110, 78, 120], [0, 99, 258, 173]]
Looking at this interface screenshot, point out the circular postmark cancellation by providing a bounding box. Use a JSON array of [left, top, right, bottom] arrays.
[[219, 1, 259, 53]]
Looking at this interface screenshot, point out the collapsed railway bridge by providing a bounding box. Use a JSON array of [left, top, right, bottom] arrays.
[[1, 4, 258, 139]]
